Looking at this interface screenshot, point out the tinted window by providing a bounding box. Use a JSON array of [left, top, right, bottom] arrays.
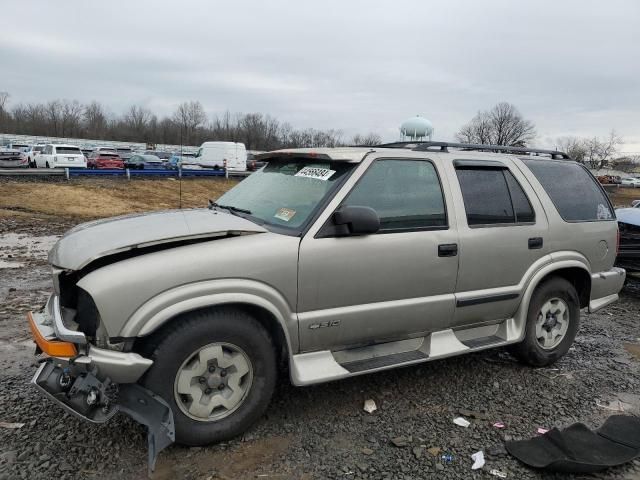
[[504, 171, 535, 223], [456, 168, 514, 225], [522, 159, 614, 221], [56, 147, 81, 154], [343, 159, 447, 230]]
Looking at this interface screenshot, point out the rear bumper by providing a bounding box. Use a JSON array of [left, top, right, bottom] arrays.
[[589, 267, 626, 313]]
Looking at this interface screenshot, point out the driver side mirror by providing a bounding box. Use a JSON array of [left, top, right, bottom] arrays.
[[333, 205, 380, 236]]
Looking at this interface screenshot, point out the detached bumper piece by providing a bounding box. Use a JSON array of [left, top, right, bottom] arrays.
[[506, 415, 640, 473], [32, 359, 175, 473]]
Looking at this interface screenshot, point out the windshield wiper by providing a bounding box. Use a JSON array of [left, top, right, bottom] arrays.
[[208, 200, 252, 215]]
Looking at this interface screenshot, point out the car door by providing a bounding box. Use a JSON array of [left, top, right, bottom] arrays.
[[443, 158, 549, 328], [297, 155, 459, 352]]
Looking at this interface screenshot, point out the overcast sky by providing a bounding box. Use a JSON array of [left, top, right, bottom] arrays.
[[1, 0, 639, 152]]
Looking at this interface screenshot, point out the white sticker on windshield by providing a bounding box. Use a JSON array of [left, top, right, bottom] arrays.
[[597, 203, 612, 220], [295, 166, 335, 181]]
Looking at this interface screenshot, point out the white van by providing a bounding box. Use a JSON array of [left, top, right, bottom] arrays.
[[188, 142, 247, 171]]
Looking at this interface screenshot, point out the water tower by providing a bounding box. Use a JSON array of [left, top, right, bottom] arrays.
[[400, 115, 433, 141]]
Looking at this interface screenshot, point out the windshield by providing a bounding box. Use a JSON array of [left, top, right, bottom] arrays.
[[216, 159, 354, 230]]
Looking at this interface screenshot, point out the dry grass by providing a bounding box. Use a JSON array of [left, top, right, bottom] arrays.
[[0, 178, 238, 219], [609, 186, 640, 208]]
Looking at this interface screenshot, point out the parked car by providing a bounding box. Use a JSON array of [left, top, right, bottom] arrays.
[[0, 148, 29, 168], [167, 152, 196, 169], [125, 154, 165, 169], [598, 175, 621, 185], [27, 141, 625, 469], [116, 147, 133, 161], [87, 152, 124, 169], [7, 142, 30, 152], [615, 202, 640, 272], [184, 141, 247, 171], [621, 177, 640, 188], [25, 144, 46, 167], [144, 150, 172, 161], [35, 144, 87, 168]]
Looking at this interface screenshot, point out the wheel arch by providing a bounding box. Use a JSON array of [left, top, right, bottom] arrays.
[[513, 258, 591, 341], [134, 302, 291, 366], [120, 279, 299, 356]]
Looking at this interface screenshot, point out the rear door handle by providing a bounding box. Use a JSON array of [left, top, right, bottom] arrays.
[[528, 237, 543, 249], [438, 243, 458, 257]]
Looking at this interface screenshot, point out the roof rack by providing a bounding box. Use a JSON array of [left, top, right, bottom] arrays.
[[374, 141, 570, 160]]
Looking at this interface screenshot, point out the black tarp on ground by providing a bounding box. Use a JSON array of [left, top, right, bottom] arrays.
[[505, 415, 640, 473]]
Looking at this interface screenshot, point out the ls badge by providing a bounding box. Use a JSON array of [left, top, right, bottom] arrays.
[[309, 320, 341, 330]]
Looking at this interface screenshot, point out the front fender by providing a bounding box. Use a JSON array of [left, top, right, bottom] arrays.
[[119, 278, 299, 353]]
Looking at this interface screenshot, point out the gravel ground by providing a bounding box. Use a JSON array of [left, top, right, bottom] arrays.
[[1, 215, 639, 480]]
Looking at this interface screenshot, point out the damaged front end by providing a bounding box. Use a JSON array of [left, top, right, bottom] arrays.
[[28, 296, 174, 473], [617, 221, 640, 272]]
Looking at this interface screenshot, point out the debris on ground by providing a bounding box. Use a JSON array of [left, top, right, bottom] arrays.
[[390, 436, 411, 447], [489, 468, 508, 478], [363, 399, 377, 414], [427, 446, 442, 457], [0, 422, 24, 429], [493, 421, 506, 429], [471, 450, 485, 470], [441, 453, 454, 464], [536, 427, 549, 435], [453, 417, 471, 428]]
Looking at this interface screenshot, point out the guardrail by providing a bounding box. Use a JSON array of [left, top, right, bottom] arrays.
[[0, 168, 251, 178]]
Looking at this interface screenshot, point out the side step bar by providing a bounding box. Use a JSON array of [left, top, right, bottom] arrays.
[[290, 319, 521, 386]]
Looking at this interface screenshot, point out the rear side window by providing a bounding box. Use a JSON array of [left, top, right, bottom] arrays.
[[456, 167, 535, 226], [522, 159, 613, 221]]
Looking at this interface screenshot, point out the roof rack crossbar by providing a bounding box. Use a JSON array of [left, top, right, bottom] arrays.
[[374, 141, 569, 160]]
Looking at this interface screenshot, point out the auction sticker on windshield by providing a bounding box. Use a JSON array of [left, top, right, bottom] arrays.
[[294, 166, 335, 181], [274, 208, 297, 222]]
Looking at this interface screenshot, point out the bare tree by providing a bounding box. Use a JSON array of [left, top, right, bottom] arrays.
[[173, 101, 207, 145], [84, 101, 109, 139], [0, 92, 9, 131], [60, 100, 83, 137], [456, 102, 536, 146], [351, 133, 382, 146], [555, 131, 622, 169], [123, 105, 153, 141], [45, 100, 63, 136]]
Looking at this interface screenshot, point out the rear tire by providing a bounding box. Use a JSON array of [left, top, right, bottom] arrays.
[[139, 308, 277, 446], [511, 277, 580, 367]]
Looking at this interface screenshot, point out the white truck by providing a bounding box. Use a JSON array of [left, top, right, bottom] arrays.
[[36, 144, 87, 168], [185, 141, 247, 171]]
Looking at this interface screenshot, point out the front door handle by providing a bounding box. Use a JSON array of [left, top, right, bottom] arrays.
[[528, 237, 543, 249], [438, 243, 458, 257]]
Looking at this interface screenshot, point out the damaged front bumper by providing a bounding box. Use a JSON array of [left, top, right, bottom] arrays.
[[27, 297, 175, 472]]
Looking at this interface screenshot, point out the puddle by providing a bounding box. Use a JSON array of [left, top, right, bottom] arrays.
[[0, 233, 59, 260], [0, 260, 25, 269], [624, 343, 640, 360]]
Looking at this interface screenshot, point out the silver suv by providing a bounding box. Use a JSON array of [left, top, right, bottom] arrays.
[[28, 142, 625, 466]]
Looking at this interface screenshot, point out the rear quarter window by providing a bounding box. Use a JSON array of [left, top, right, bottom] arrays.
[[522, 159, 614, 222]]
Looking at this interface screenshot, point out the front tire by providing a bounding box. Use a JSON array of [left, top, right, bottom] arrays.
[[511, 277, 580, 367], [139, 308, 277, 446]]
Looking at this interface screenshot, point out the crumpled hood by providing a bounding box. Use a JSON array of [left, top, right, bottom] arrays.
[[49, 208, 267, 270], [616, 208, 640, 227]]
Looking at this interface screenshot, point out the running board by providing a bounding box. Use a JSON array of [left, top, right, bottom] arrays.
[[290, 320, 520, 386]]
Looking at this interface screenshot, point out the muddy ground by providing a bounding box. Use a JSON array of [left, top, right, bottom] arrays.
[[0, 180, 640, 480]]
